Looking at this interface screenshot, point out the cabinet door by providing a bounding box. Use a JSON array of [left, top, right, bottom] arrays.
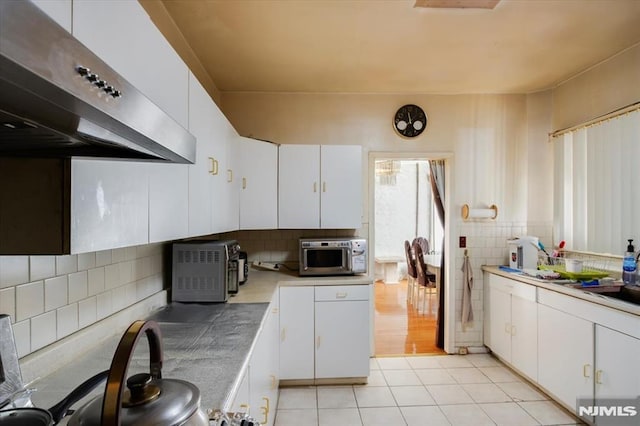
[[488, 281, 511, 362], [71, 159, 149, 253], [73, 0, 189, 127], [32, 0, 71, 32], [187, 74, 215, 237], [278, 145, 320, 228], [538, 304, 594, 410], [279, 286, 314, 380], [229, 368, 250, 414], [315, 300, 370, 379], [238, 137, 278, 230], [511, 295, 538, 381], [595, 325, 640, 400], [249, 295, 280, 426], [320, 145, 362, 229], [148, 163, 189, 242], [216, 133, 240, 233]]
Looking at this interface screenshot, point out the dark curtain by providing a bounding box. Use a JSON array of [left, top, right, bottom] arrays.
[[429, 160, 445, 349]]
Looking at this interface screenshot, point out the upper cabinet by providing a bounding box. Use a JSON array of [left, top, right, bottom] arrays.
[[31, 0, 71, 32], [72, 0, 189, 128], [279, 145, 362, 229], [237, 137, 278, 230]]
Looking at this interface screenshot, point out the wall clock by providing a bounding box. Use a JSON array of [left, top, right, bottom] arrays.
[[394, 104, 427, 138]]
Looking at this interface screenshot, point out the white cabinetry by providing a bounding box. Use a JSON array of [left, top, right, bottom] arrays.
[[187, 74, 239, 236], [279, 284, 370, 381], [72, 0, 189, 128], [594, 325, 640, 400], [148, 163, 189, 242], [279, 286, 315, 380], [314, 285, 370, 378], [278, 145, 362, 229], [71, 159, 149, 253], [537, 303, 594, 410], [485, 274, 537, 381], [237, 137, 278, 230], [32, 0, 71, 32], [248, 292, 280, 426]]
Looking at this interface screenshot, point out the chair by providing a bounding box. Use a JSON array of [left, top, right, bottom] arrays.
[[404, 240, 418, 303], [412, 239, 437, 314]]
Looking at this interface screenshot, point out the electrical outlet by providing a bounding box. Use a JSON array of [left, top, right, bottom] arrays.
[[459, 236, 466, 248]]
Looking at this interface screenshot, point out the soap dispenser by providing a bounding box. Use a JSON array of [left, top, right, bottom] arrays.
[[622, 239, 637, 285]]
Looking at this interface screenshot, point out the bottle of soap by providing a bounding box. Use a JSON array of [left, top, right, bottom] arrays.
[[622, 239, 637, 285]]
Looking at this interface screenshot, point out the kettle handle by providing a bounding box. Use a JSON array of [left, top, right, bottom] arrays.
[[101, 320, 164, 426]]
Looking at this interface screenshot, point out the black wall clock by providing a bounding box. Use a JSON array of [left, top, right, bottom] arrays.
[[394, 104, 427, 138]]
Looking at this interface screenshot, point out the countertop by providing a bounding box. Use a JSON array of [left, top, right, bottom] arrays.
[[483, 265, 640, 317], [26, 268, 373, 420]]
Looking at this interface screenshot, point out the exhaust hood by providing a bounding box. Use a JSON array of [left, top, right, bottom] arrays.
[[0, 1, 195, 163]]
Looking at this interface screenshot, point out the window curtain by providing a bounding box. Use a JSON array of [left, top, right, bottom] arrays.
[[429, 159, 445, 349], [554, 109, 640, 254]]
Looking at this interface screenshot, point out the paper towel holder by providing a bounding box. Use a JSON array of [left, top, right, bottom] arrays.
[[461, 204, 498, 220]]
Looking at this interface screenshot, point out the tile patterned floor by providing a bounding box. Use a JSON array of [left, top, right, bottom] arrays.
[[275, 354, 586, 426]]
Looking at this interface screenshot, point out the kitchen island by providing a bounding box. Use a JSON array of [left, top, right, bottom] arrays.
[[24, 269, 372, 422]]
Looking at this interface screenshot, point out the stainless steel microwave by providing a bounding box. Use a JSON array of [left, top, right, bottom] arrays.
[[299, 238, 367, 276]]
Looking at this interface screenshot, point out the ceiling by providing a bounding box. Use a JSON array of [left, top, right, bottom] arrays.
[[159, 0, 640, 94]]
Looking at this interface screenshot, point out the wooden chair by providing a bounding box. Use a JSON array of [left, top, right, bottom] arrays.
[[412, 239, 437, 314], [404, 240, 418, 303]]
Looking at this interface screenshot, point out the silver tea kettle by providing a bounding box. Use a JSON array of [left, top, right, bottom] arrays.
[[67, 320, 209, 426]]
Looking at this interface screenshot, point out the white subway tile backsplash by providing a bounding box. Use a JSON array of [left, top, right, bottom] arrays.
[[31, 310, 56, 351], [57, 303, 78, 338], [44, 276, 68, 312], [16, 281, 44, 321], [111, 248, 127, 263], [87, 267, 105, 296], [95, 250, 112, 267], [119, 261, 134, 285], [56, 255, 77, 276], [0, 256, 29, 288], [68, 271, 88, 303], [78, 253, 96, 271], [30, 256, 56, 281], [78, 297, 97, 328], [0, 287, 16, 320], [96, 291, 112, 320], [12, 319, 30, 357], [111, 286, 127, 312], [104, 264, 120, 290]]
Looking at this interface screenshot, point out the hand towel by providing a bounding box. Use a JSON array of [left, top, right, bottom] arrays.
[[461, 254, 473, 330]]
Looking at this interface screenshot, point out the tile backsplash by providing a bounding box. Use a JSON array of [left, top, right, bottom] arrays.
[[0, 244, 164, 358]]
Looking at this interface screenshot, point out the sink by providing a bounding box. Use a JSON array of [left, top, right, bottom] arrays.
[[607, 285, 640, 305]]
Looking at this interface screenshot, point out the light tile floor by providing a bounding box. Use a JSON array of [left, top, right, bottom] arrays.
[[275, 354, 586, 426]]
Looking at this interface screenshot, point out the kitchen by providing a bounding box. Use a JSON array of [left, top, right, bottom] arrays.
[[1, 0, 640, 425]]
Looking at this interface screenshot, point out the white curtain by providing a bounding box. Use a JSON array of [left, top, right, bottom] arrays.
[[554, 109, 640, 254]]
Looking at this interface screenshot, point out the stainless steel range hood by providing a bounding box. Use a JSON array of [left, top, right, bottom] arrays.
[[0, 1, 195, 163]]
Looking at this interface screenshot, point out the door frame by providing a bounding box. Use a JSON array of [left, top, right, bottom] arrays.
[[367, 151, 455, 354]]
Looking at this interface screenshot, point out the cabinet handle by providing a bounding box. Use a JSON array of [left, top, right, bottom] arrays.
[[313, 182, 317, 192], [263, 396, 270, 412], [583, 364, 591, 378], [240, 403, 250, 413], [596, 369, 603, 384], [317, 336, 321, 349], [272, 307, 279, 314], [281, 328, 286, 342], [270, 374, 277, 390], [260, 404, 268, 425], [242, 177, 247, 189], [227, 169, 233, 182], [208, 157, 219, 175], [336, 292, 347, 299], [510, 325, 516, 336], [323, 181, 326, 192]]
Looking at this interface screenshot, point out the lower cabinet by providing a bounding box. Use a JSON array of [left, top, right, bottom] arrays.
[[279, 284, 371, 381], [594, 324, 640, 401], [485, 273, 537, 381], [537, 303, 594, 411]]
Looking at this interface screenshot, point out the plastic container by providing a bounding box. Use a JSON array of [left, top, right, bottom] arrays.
[[565, 259, 584, 273], [622, 239, 637, 285]]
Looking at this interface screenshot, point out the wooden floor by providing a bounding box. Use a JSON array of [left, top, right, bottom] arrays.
[[374, 278, 444, 356]]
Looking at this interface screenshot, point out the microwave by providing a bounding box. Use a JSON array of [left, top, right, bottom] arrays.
[[299, 238, 367, 276]]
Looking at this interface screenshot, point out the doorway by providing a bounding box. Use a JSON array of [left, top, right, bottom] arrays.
[[372, 157, 445, 356]]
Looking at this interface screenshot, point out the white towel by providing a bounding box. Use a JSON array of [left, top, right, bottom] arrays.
[[461, 255, 473, 330]]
